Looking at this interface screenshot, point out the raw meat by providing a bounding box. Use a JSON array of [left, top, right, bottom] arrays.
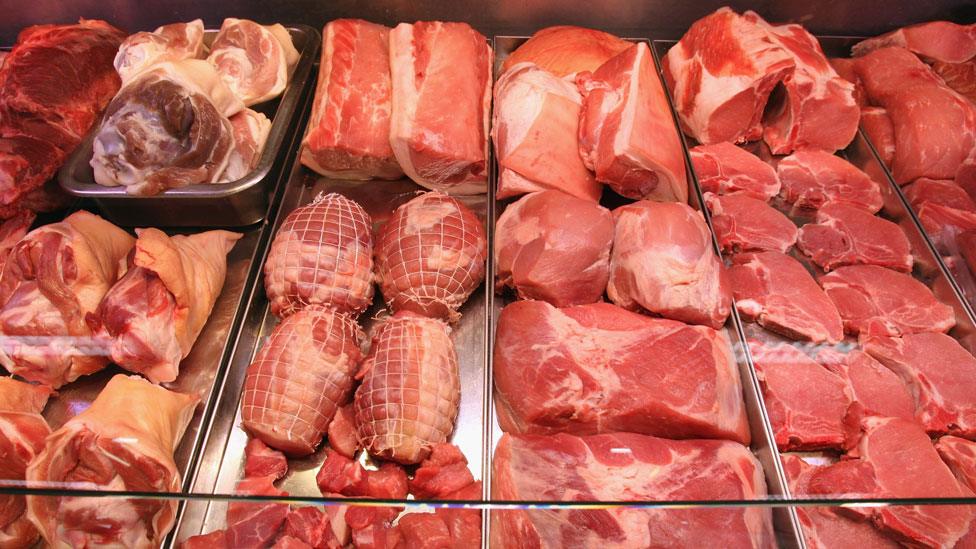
[[327, 404, 359, 459], [960, 230, 976, 279], [242, 306, 363, 456], [705, 192, 797, 253], [777, 150, 883, 213], [494, 190, 613, 307], [227, 476, 289, 547], [903, 178, 976, 252], [353, 313, 460, 464], [283, 507, 340, 549], [689, 142, 781, 200], [90, 228, 241, 383], [796, 202, 912, 272], [577, 42, 688, 202], [0, 378, 50, 549], [608, 201, 731, 329], [0, 210, 34, 271], [936, 436, 976, 492], [862, 332, 976, 438], [207, 18, 299, 106], [91, 59, 245, 195], [829, 57, 867, 107], [819, 349, 915, 421], [114, 19, 206, 84], [492, 62, 601, 202], [492, 432, 774, 548], [729, 251, 844, 343], [221, 108, 271, 182], [819, 265, 955, 336], [904, 178, 976, 212], [801, 417, 973, 548], [300, 19, 402, 180], [26, 375, 199, 548], [264, 193, 374, 318], [388, 22, 491, 194], [500, 26, 630, 77], [374, 192, 487, 322], [0, 211, 134, 388], [860, 107, 896, 167], [409, 443, 476, 499], [493, 300, 750, 444], [0, 136, 65, 210], [243, 437, 288, 480], [663, 8, 795, 145], [933, 59, 976, 104], [852, 21, 976, 64]]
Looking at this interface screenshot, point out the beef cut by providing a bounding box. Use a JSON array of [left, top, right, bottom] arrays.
[[729, 251, 844, 343], [818, 349, 915, 422], [860, 107, 896, 167], [705, 192, 797, 253], [852, 21, 976, 64], [796, 202, 913, 272], [114, 19, 206, 84], [936, 436, 976, 493], [689, 142, 781, 200], [493, 300, 750, 444], [0, 378, 50, 549], [499, 26, 631, 77], [491, 432, 774, 548], [777, 150, 883, 213], [207, 18, 299, 106]]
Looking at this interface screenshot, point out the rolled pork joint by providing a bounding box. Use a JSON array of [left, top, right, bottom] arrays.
[[354, 312, 460, 464], [300, 19, 403, 180], [500, 25, 631, 77], [26, 375, 198, 548], [220, 108, 271, 182], [0, 211, 135, 388], [90, 59, 245, 196], [207, 18, 300, 106], [0, 378, 51, 549], [263, 192, 374, 318], [89, 228, 242, 384], [375, 191, 487, 322], [241, 306, 363, 456], [388, 21, 492, 194], [114, 19, 207, 84]]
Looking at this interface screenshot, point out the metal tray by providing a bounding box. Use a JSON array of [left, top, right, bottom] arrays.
[[57, 24, 320, 228]]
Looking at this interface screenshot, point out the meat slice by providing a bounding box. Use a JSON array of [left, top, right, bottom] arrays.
[[903, 178, 976, 252], [491, 432, 774, 548], [577, 42, 688, 202], [375, 192, 487, 322], [729, 251, 843, 344], [904, 178, 976, 212], [494, 190, 612, 307], [705, 192, 797, 253], [829, 57, 867, 107], [354, 313, 460, 464], [852, 21, 976, 64], [388, 22, 491, 194], [500, 26, 630, 77], [662, 7, 795, 145], [114, 19, 206, 84], [860, 107, 896, 167], [207, 18, 299, 106], [0, 378, 50, 549], [494, 300, 750, 444], [221, 108, 271, 182], [796, 202, 912, 272], [242, 306, 363, 456], [933, 59, 976, 105], [936, 436, 976, 493], [689, 142, 781, 200], [818, 349, 915, 421], [264, 193, 374, 318], [862, 332, 976, 438], [819, 265, 955, 336], [328, 404, 360, 460], [608, 201, 731, 329], [492, 63, 601, 202], [777, 150, 883, 213], [300, 19, 402, 180]]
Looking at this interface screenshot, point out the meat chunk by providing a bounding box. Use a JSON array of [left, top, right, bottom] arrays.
[[0, 210, 34, 271], [729, 251, 843, 344], [860, 107, 896, 167], [264, 193, 374, 318], [242, 306, 363, 456], [689, 142, 781, 200], [500, 26, 630, 77], [0, 378, 50, 549], [577, 42, 688, 202], [829, 57, 867, 107], [608, 201, 731, 329], [374, 192, 487, 322], [494, 190, 612, 307], [409, 443, 476, 499], [492, 63, 601, 202], [904, 178, 976, 212], [819, 265, 955, 337], [933, 58, 976, 105], [207, 18, 299, 106], [388, 22, 491, 194], [221, 108, 271, 182], [227, 476, 290, 548], [301, 19, 402, 180], [818, 349, 915, 421], [494, 301, 750, 444], [492, 432, 774, 548], [852, 21, 976, 64], [114, 19, 206, 84], [243, 437, 288, 480], [0, 136, 65, 212], [354, 313, 460, 464], [327, 403, 360, 459], [796, 202, 912, 272], [777, 150, 883, 213], [284, 506, 340, 549], [705, 192, 797, 253], [936, 436, 976, 493]]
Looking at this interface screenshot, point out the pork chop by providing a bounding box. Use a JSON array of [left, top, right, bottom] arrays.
[[777, 150, 883, 213], [936, 436, 976, 493], [818, 349, 915, 422], [796, 202, 912, 272], [690, 142, 781, 200], [705, 192, 797, 253]]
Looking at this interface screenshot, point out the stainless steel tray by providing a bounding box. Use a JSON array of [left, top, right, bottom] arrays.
[[57, 24, 320, 228]]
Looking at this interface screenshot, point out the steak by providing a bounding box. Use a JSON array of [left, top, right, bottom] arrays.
[[936, 435, 976, 493], [690, 142, 781, 200], [705, 192, 797, 253], [818, 349, 915, 422], [777, 150, 884, 213], [796, 202, 913, 272]]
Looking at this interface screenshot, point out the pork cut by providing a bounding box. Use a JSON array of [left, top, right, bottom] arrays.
[[577, 42, 688, 202], [494, 190, 612, 307], [207, 18, 299, 106], [608, 201, 731, 329], [729, 251, 844, 343], [499, 26, 630, 77], [862, 332, 976, 439], [492, 62, 600, 202], [491, 432, 774, 548], [829, 57, 867, 107], [933, 59, 976, 105], [221, 108, 271, 182], [852, 21, 976, 65], [689, 142, 781, 200], [819, 265, 955, 336], [0, 210, 34, 272], [114, 19, 206, 84], [300, 19, 402, 180], [705, 192, 797, 253], [777, 150, 884, 213], [796, 202, 913, 272], [0, 378, 50, 549], [818, 349, 915, 422], [860, 107, 896, 167], [374, 192, 487, 322], [0, 136, 65, 211], [902, 178, 976, 252], [388, 22, 491, 194], [243, 437, 288, 480], [905, 178, 976, 212], [936, 436, 976, 493], [493, 300, 750, 444], [264, 193, 374, 318]]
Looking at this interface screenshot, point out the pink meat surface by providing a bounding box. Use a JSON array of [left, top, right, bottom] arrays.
[[690, 142, 781, 200], [705, 192, 797, 253], [243, 437, 288, 480], [933, 58, 976, 104], [860, 107, 896, 167], [829, 57, 867, 107], [818, 349, 915, 422], [852, 21, 976, 64], [936, 436, 976, 493], [777, 150, 883, 213], [796, 202, 912, 272]]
